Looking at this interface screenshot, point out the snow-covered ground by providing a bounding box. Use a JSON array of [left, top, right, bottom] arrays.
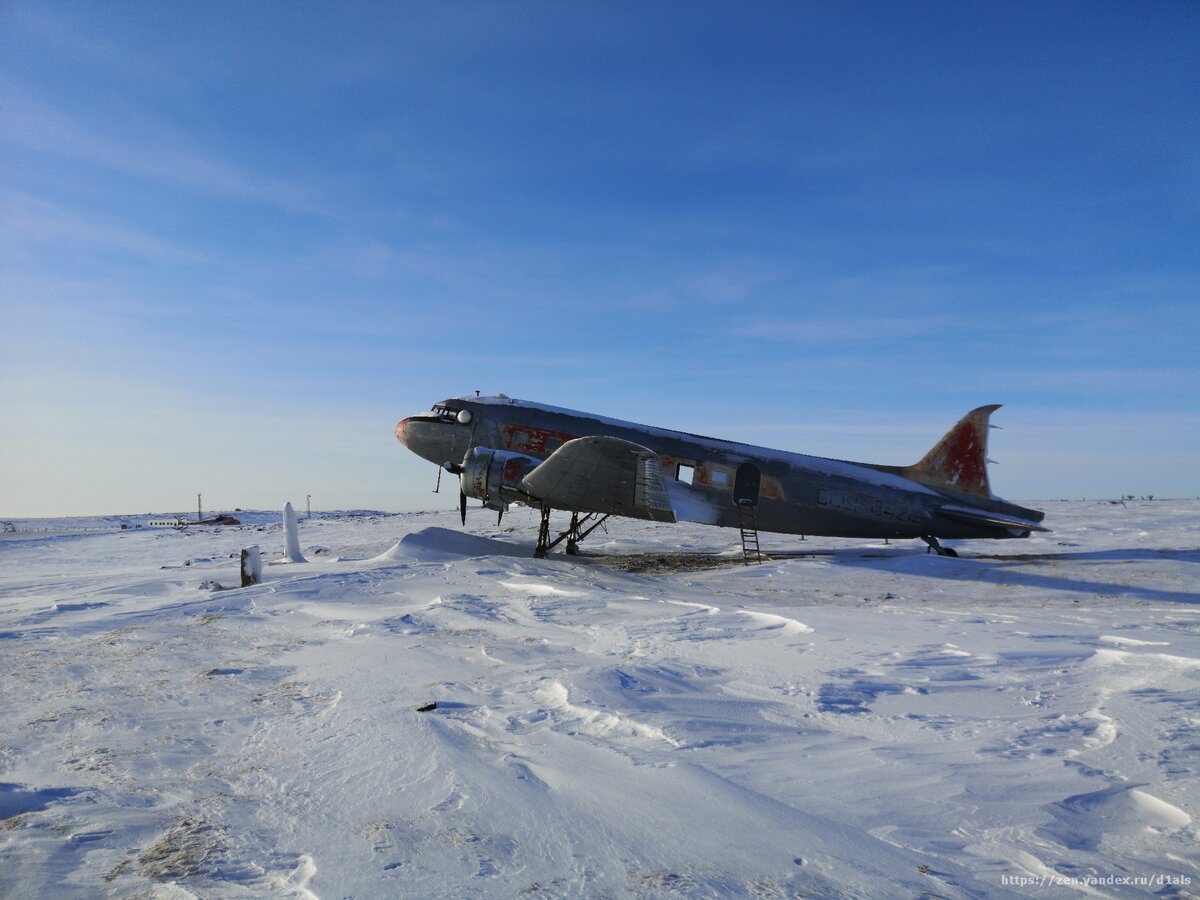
[[1, 501, 1197, 898]]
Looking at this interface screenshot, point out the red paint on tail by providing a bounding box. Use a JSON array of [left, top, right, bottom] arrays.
[[904, 405, 1001, 498]]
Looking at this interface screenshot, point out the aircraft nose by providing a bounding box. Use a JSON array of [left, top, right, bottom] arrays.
[[395, 411, 472, 467]]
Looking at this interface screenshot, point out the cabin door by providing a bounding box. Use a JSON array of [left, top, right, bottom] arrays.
[[734, 463, 761, 508]]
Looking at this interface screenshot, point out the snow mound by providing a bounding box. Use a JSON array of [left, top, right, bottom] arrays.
[[1100, 635, 1170, 647], [1087, 647, 1200, 669], [738, 609, 813, 635], [368, 540, 408, 563], [498, 580, 581, 597], [1042, 784, 1192, 851], [396, 527, 527, 559], [665, 599, 720, 613]]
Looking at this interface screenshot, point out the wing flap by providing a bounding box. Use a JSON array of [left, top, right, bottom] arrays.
[[520, 436, 676, 523], [936, 504, 1051, 534]]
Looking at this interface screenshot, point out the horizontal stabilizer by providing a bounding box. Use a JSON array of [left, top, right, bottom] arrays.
[[936, 505, 1051, 534], [520, 436, 676, 523]]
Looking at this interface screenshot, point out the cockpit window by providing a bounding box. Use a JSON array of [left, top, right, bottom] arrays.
[[430, 404, 470, 425]]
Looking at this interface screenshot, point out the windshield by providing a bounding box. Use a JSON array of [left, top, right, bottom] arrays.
[[430, 404, 471, 425]]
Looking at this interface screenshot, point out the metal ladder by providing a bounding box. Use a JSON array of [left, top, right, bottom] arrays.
[[737, 501, 763, 565]]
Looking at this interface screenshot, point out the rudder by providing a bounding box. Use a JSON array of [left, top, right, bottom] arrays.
[[904, 405, 1001, 498]]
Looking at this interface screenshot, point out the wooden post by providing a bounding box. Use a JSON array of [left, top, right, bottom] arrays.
[[240, 546, 262, 586]]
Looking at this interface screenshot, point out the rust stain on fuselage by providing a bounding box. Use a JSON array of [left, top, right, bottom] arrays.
[[760, 474, 786, 502], [502, 423, 577, 457]]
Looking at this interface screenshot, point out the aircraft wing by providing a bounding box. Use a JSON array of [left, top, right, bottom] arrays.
[[935, 505, 1051, 535], [520, 436, 677, 523]]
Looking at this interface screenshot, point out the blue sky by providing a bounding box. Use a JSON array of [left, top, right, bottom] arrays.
[[2, 1, 1197, 516]]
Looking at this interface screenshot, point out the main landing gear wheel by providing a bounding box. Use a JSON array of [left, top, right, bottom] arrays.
[[921, 535, 959, 557]]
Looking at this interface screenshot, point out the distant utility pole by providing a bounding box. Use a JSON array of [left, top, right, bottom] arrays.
[[306, 494, 311, 519], [197, 493, 203, 522]]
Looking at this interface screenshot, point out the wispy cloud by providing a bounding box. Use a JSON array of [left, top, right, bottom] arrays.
[[1, 192, 209, 265], [0, 80, 323, 217], [731, 314, 951, 344]]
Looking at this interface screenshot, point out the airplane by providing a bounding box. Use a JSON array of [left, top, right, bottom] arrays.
[[395, 394, 1047, 559]]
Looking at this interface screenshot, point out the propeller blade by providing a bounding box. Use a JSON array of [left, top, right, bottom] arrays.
[[459, 490, 467, 526]]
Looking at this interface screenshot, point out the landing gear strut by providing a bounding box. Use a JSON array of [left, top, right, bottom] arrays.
[[921, 535, 959, 557], [535, 507, 552, 558], [533, 508, 610, 558]]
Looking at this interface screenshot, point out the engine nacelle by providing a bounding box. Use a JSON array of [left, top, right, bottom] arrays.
[[459, 447, 541, 511]]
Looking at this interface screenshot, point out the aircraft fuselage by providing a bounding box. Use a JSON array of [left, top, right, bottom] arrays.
[[397, 396, 1046, 544]]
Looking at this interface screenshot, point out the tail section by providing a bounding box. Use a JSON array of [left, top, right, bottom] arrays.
[[904, 405, 1001, 498]]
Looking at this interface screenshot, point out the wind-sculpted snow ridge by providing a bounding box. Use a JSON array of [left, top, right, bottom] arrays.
[[0, 501, 1199, 897], [737, 609, 814, 635], [535, 680, 680, 745]]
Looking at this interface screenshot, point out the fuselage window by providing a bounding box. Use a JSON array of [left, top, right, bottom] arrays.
[[676, 464, 695, 485], [545, 437, 563, 454], [710, 469, 728, 486]]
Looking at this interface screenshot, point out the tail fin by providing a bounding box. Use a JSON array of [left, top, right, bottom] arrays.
[[904, 405, 1001, 498]]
